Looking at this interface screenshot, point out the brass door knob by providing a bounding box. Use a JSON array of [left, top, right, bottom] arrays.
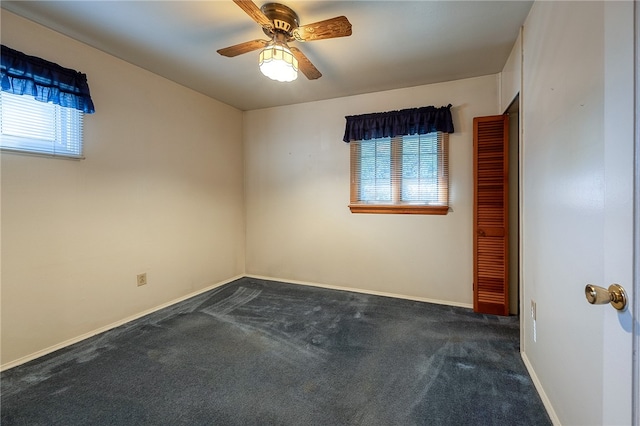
[[585, 283, 627, 311]]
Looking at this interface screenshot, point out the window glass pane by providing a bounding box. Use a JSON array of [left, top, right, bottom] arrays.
[[403, 135, 419, 154], [420, 134, 437, 154], [359, 138, 392, 202], [361, 159, 375, 180], [402, 133, 439, 202], [376, 156, 390, 179], [361, 142, 375, 157], [403, 156, 418, 179]]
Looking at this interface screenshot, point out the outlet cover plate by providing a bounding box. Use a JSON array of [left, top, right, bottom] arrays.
[[137, 273, 147, 286]]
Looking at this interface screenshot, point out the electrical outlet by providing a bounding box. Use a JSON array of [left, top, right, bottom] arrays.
[[137, 273, 147, 287], [531, 300, 536, 320]]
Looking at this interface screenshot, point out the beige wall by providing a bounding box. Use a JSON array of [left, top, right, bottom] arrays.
[[1, 11, 245, 367], [244, 75, 499, 305]]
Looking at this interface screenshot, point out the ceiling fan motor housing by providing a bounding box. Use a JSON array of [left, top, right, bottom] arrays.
[[261, 3, 299, 39]]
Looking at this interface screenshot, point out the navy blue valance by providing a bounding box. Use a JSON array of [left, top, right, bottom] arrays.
[[343, 104, 453, 143], [1, 45, 95, 114]]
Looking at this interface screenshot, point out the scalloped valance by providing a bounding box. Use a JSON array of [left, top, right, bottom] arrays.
[[343, 104, 453, 142], [1, 45, 95, 114]]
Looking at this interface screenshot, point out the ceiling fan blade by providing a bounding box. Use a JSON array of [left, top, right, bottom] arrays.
[[293, 16, 352, 42], [232, 0, 272, 29], [290, 47, 322, 80], [217, 39, 269, 57]]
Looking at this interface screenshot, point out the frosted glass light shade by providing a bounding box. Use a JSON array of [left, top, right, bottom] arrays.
[[258, 43, 298, 82]]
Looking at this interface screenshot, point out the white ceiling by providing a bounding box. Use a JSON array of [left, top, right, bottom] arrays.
[[1, 1, 532, 111]]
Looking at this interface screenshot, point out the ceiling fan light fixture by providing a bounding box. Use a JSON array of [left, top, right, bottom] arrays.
[[258, 42, 298, 82]]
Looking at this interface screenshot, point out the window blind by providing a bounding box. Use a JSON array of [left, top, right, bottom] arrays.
[[0, 91, 83, 158], [351, 132, 448, 207]]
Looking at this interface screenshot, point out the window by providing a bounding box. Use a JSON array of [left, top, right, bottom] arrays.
[[1, 44, 94, 158], [350, 132, 449, 214], [0, 91, 83, 158]]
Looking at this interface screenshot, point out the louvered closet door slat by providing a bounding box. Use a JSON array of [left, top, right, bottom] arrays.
[[473, 115, 509, 315]]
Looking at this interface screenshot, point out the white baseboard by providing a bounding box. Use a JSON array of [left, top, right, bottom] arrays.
[[0, 274, 244, 372], [245, 274, 474, 309], [521, 351, 561, 425]]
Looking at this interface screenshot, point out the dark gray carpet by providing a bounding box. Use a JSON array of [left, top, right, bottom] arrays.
[[1, 277, 551, 425]]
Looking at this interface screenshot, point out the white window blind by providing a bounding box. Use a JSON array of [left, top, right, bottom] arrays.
[[0, 91, 83, 158], [350, 132, 449, 213]]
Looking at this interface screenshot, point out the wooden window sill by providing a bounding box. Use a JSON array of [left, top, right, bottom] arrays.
[[349, 204, 449, 215]]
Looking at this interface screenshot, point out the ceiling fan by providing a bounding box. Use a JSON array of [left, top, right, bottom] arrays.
[[217, 0, 352, 81]]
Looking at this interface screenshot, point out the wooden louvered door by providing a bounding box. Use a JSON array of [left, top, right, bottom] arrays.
[[473, 115, 509, 315]]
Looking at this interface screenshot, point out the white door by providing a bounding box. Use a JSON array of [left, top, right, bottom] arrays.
[[521, 2, 635, 425], [601, 2, 636, 425], [601, 2, 637, 424]]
